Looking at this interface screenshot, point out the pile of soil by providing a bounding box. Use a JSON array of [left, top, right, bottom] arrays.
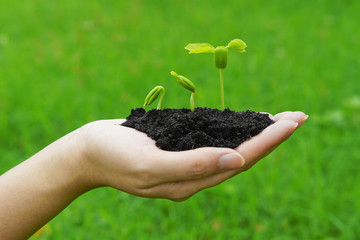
[[122, 107, 274, 151]]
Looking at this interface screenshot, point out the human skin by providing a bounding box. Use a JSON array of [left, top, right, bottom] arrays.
[[0, 111, 307, 239]]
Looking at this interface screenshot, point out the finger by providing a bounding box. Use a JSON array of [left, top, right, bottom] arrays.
[[272, 111, 308, 127], [141, 118, 306, 201], [139, 169, 238, 201], [235, 120, 299, 166], [149, 147, 245, 184], [167, 116, 308, 197], [274, 111, 308, 128], [271, 111, 292, 121], [141, 119, 302, 200]]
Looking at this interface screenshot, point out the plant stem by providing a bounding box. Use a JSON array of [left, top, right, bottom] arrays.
[[219, 68, 225, 110], [156, 88, 165, 110], [190, 92, 195, 112]]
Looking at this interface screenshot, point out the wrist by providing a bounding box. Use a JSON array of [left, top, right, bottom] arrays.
[[55, 126, 101, 193], [36, 126, 99, 197], [73, 122, 109, 189]]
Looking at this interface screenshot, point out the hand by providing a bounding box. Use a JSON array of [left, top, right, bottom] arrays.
[[0, 111, 307, 239], [80, 111, 308, 201]]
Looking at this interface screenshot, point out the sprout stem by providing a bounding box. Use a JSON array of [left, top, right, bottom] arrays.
[[219, 68, 225, 110], [190, 92, 195, 112], [156, 88, 165, 110]]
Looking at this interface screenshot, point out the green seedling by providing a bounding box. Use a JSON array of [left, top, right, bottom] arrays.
[[143, 86, 165, 110], [185, 39, 247, 110], [170, 71, 196, 111]]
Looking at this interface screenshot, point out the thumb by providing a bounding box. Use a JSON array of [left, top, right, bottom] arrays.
[[151, 147, 245, 183]]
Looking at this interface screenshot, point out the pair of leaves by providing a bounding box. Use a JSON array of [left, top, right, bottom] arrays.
[[185, 38, 247, 54], [185, 39, 247, 69]]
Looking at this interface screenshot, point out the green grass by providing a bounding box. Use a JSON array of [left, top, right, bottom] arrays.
[[1, 0, 360, 239]]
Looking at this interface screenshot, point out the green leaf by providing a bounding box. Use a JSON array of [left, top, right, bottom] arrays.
[[226, 39, 247, 52], [184, 43, 215, 54], [170, 71, 196, 92]]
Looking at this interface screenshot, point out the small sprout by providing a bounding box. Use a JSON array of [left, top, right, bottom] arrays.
[[143, 86, 165, 110], [185, 39, 247, 69], [170, 71, 196, 111], [170, 71, 195, 92], [185, 39, 247, 110]]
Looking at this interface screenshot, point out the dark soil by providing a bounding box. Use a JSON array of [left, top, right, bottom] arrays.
[[121, 107, 274, 151]]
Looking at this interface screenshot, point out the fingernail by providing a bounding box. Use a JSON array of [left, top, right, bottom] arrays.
[[220, 152, 245, 169]]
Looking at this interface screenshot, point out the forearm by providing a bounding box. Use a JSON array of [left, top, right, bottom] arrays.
[[0, 129, 91, 239]]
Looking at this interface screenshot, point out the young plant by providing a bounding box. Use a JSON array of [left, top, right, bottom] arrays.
[[185, 39, 247, 110], [170, 71, 196, 111], [143, 86, 165, 110]]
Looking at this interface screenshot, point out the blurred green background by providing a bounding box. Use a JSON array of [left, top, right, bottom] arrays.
[[1, 0, 359, 239]]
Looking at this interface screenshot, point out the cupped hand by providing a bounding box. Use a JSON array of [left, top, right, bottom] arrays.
[[80, 111, 308, 201], [0, 111, 307, 239]]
